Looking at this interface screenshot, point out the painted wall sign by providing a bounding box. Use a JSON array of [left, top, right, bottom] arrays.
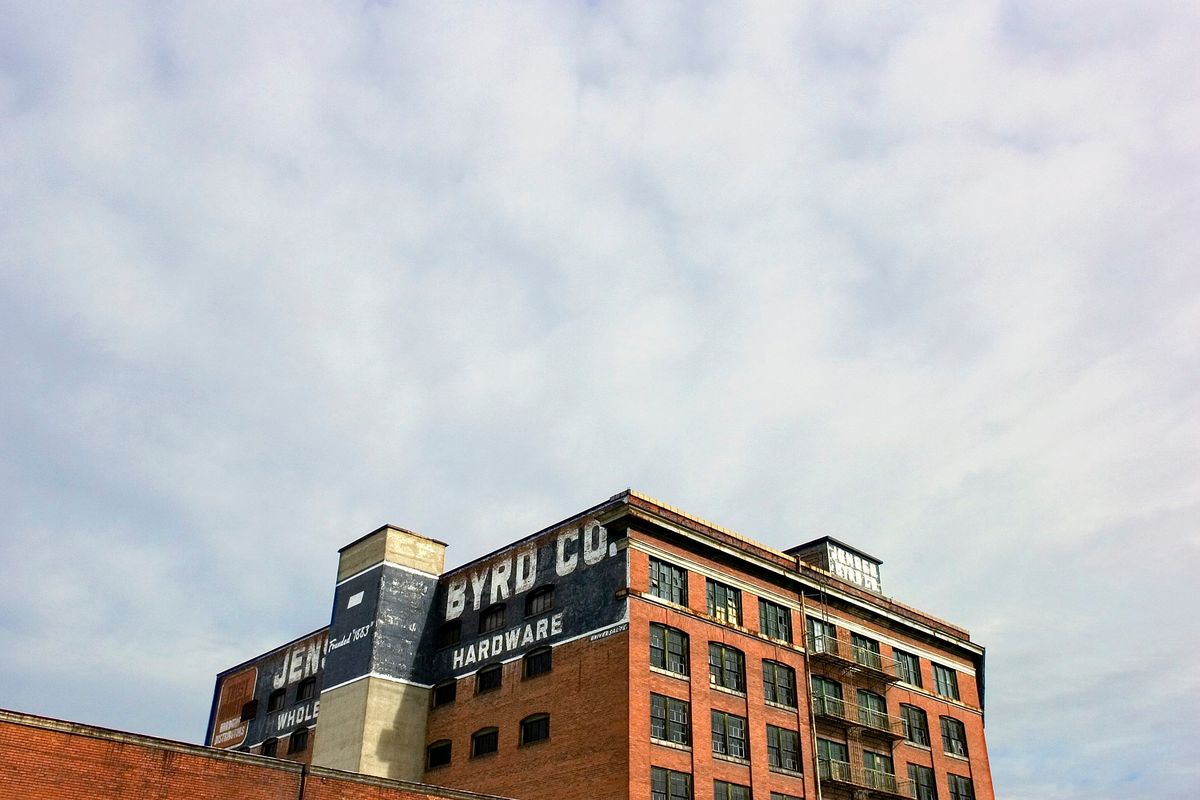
[[211, 666, 256, 748], [827, 543, 882, 592]]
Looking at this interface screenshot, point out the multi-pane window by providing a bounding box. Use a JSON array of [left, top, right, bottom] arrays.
[[267, 688, 286, 712], [864, 750, 894, 776], [933, 664, 960, 700], [810, 675, 844, 717], [261, 738, 278, 758], [426, 740, 451, 768], [806, 617, 837, 653], [523, 647, 552, 678], [476, 664, 502, 694], [525, 585, 554, 617], [908, 764, 937, 800], [900, 704, 930, 746], [650, 694, 691, 746], [714, 780, 750, 800], [649, 559, 688, 604], [762, 660, 797, 707], [771, 795, 801, 800], [852, 633, 883, 670], [895, 649, 922, 686], [650, 624, 689, 675], [471, 727, 498, 757], [288, 728, 309, 753], [941, 717, 969, 758], [948, 774, 975, 800], [520, 714, 550, 745], [710, 711, 748, 759], [708, 643, 746, 692], [766, 725, 801, 772], [759, 599, 792, 642], [706, 579, 742, 624], [817, 738, 850, 779], [650, 767, 691, 800], [432, 679, 457, 708], [857, 689, 888, 729], [479, 603, 506, 634], [296, 677, 316, 702]]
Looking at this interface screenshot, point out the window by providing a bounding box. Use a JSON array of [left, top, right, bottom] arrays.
[[649, 558, 688, 604], [941, 717, 968, 758], [426, 740, 451, 768], [806, 616, 837, 654], [908, 764, 937, 800], [476, 664, 502, 694], [296, 677, 316, 702], [708, 643, 745, 692], [759, 598, 792, 642], [933, 663, 959, 700], [852, 633, 883, 670], [706, 579, 742, 624], [766, 725, 801, 772], [287, 727, 309, 753], [857, 689, 887, 729], [817, 738, 850, 778], [471, 727, 498, 757], [649, 694, 691, 746], [522, 646, 552, 678], [436, 620, 461, 648], [895, 649, 922, 687], [261, 738, 278, 758], [864, 750, 895, 777], [762, 660, 796, 707], [771, 795, 801, 800], [710, 711, 748, 759], [900, 704, 930, 746], [714, 780, 750, 800], [650, 767, 691, 800], [240, 700, 258, 721], [948, 775, 975, 800], [525, 585, 554, 617], [267, 689, 286, 712], [479, 603, 506, 634], [432, 679, 457, 708], [649, 623, 689, 675], [810, 675, 844, 717], [520, 713, 550, 745]]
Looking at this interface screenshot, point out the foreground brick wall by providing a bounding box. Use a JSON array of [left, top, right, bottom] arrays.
[[0, 710, 509, 800]]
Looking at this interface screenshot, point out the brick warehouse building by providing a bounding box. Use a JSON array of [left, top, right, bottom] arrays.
[[206, 490, 994, 800]]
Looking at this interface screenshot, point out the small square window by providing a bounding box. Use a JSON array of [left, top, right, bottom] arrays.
[[476, 664, 502, 694], [296, 677, 316, 702], [261, 738, 278, 758], [479, 604, 506, 634], [426, 740, 451, 768], [267, 689, 286, 713], [436, 620, 461, 648], [287, 728, 309, 754], [471, 727, 498, 758], [523, 647, 552, 678], [525, 586, 554, 617], [520, 714, 550, 745], [432, 679, 457, 708]]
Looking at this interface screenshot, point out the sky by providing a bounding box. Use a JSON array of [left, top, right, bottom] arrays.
[[1, 1, 1198, 797]]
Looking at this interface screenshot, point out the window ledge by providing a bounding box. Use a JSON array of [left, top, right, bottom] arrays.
[[651, 738, 692, 752], [519, 737, 550, 748], [768, 767, 804, 778], [710, 684, 747, 698], [944, 752, 970, 762], [649, 665, 690, 682], [900, 741, 932, 751], [713, 753, 751, 766], [765, 700, 797, 712]]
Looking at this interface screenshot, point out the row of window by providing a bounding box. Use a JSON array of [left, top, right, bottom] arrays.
[[651, 695, 801, 773], [437, 585, 556, 647], [652, 623, 798, 705], [650, 557, 965, 702], [426, 715, 550, 768], [652, 763, 976, 800], [258, 726, 309, 757], [432, 647, 552, 708], [239, 677, 318, 722]]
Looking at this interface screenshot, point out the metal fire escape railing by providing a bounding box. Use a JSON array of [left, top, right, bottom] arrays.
[[809, 694, 906, 739], [817, 758, 912, 797], [806, 634, 902, 683]]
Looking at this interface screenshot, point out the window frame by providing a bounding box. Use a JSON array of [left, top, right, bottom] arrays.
[[895, 649, 922, 687], [470, 727, 499, 758], [432, 679, 457, 708], [426, 739, 452, 769], [766, 724, 801, 773], [948, 774, 975, 800], [649, 623, 690, 676], [708, 642, 746, 692], [650, 766, 692, 800], [524, 585, 554, 617], [649, 693, 691, 746], [267, 688, 286, 713], [713, 780, 751, 800], [933, 663, 960, 700], [710, 710, 748, 760], [523, 646, 552, 679], [762, 660, 797, 707], [520, 713, 550, 746], [479, 603, 506, 634], [648, 558, 688, 605], [706, 578, 743, 625], [261, 737, 278, 758], [295, 676, 316, 702], [436, 619, 462, 648], [476, 663, 503, 694], [759, 598, 792, 642], [287, 727, 309, 754], [908, 764, 938, 800], [900, 704, 930, 747], [940, 716, 969, 758]]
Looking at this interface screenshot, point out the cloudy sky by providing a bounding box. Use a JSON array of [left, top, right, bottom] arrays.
[[2, 1, 1198, 797]]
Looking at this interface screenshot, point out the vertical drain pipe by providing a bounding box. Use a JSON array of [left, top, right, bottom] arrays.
[[801, 593, 823, 800]]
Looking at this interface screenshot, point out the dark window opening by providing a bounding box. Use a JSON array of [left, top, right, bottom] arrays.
[[433, 679, 457, 708], [426, 740, 452, 769], [520, 714, 550, 745], [523, 647, 552, 678], [436, 620, 461, 648], [287, 728, 309, 754], [471, 727, 498, 758], [240, 700, 259, 721], [525, 585, 554, 617], [261, 738, 278, 758], [267, 689, 286, 713], [479, 603, 506, 634], [476, 664, 502, 694], [295, 677, 316, 702]]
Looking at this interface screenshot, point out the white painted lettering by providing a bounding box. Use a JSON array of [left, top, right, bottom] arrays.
[[521, 625, 534, 646], [464, 646, 476, 666], [536, 618, 549, 639], [514, 547, 537, 594], [582, 521, 607, 566], [550, 612, 563, 636], [478, 639, 490, 659], [470, 570, 489, 611], [288, 646, 306, 683], [453, 648, 465, 670], [556, 531, 579, 576], [446, 580, 467, 620], [491, 634, 503, 655], [505, 629, 521, 650], [491, 559, 513, 604]]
